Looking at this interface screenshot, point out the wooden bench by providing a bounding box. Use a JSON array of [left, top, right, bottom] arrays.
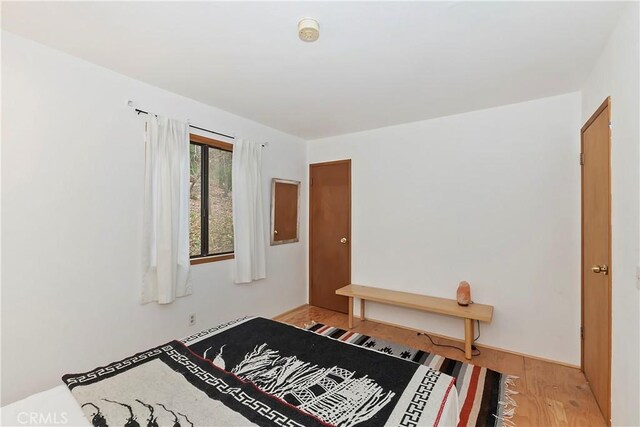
[[336, 284, 494, 359]]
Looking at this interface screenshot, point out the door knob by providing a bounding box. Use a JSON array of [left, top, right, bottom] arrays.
[[591, 264, 608, 275], [340, 237, 348, 244]]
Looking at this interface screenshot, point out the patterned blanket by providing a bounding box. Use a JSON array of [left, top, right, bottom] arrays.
[[307, 323, 518, 427], [63, 317, 459, 426]]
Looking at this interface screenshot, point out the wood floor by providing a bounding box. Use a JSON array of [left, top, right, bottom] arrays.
[[274, 305, 606, 427]]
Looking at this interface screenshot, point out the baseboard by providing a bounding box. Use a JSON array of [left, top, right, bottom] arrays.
[[366, 315, 581, 370], [272, 304, 309, 320], [274, 304, 581, 370]]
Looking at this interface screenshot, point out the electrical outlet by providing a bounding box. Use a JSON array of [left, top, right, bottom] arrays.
[[189, 313, 196, 326]]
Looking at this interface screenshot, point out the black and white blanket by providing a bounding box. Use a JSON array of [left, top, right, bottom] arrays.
[[63, 317, 458, 426]]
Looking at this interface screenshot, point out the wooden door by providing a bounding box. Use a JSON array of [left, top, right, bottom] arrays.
[[581, 97, 611, 423], [309, 160, 351, 313]]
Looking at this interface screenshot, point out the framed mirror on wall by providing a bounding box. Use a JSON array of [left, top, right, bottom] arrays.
[[271, 178, 300, 245]]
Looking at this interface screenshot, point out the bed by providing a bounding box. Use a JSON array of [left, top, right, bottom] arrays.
[[2, 317, 459, 426]]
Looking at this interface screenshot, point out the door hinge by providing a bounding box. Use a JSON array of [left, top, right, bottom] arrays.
[[579, 153, 585, 166], [580, 326, 584, 339]]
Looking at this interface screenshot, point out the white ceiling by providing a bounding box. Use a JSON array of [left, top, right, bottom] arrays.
[[1, 1, 626, 139]]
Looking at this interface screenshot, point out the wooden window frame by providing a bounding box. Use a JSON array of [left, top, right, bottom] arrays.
[[189, 134, 234, 265]]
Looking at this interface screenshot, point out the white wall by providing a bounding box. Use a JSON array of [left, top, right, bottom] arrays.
[[1, 32, 307, 405], [581, 3, 640, 426], [308, 92, 582, 365]]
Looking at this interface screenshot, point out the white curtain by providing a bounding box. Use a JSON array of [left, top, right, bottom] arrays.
[[232, 138, 267, 283], [141, 115, 192, 304]]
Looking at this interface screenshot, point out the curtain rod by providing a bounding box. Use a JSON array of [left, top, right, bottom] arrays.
[[134, 108, 236, 140]]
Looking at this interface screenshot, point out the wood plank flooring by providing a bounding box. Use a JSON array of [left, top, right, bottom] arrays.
[[274, 305, 606, 427]]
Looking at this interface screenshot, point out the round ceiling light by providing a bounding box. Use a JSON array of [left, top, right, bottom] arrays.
[[298, 18, 319, 42]]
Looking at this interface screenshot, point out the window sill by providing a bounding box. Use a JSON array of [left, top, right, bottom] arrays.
[[191, 254, 234, 265]]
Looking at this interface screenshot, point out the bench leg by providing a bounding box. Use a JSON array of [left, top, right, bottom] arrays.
[[348, 297, 354, 329], [360, 299, 365, 320], [464, 318, 474, 360]]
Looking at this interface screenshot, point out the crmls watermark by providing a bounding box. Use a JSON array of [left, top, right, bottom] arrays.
[[16, 411, 69, 425]]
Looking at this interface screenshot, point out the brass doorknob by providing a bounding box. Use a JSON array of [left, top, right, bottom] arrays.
[[592, 264, 609, 275], [340, 237, 348, 244]]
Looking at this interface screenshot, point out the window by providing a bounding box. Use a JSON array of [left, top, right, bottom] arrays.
[[189, 134, 234, 264]]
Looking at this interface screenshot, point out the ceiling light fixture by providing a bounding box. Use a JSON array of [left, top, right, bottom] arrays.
[[298, 18, 319, 42]]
